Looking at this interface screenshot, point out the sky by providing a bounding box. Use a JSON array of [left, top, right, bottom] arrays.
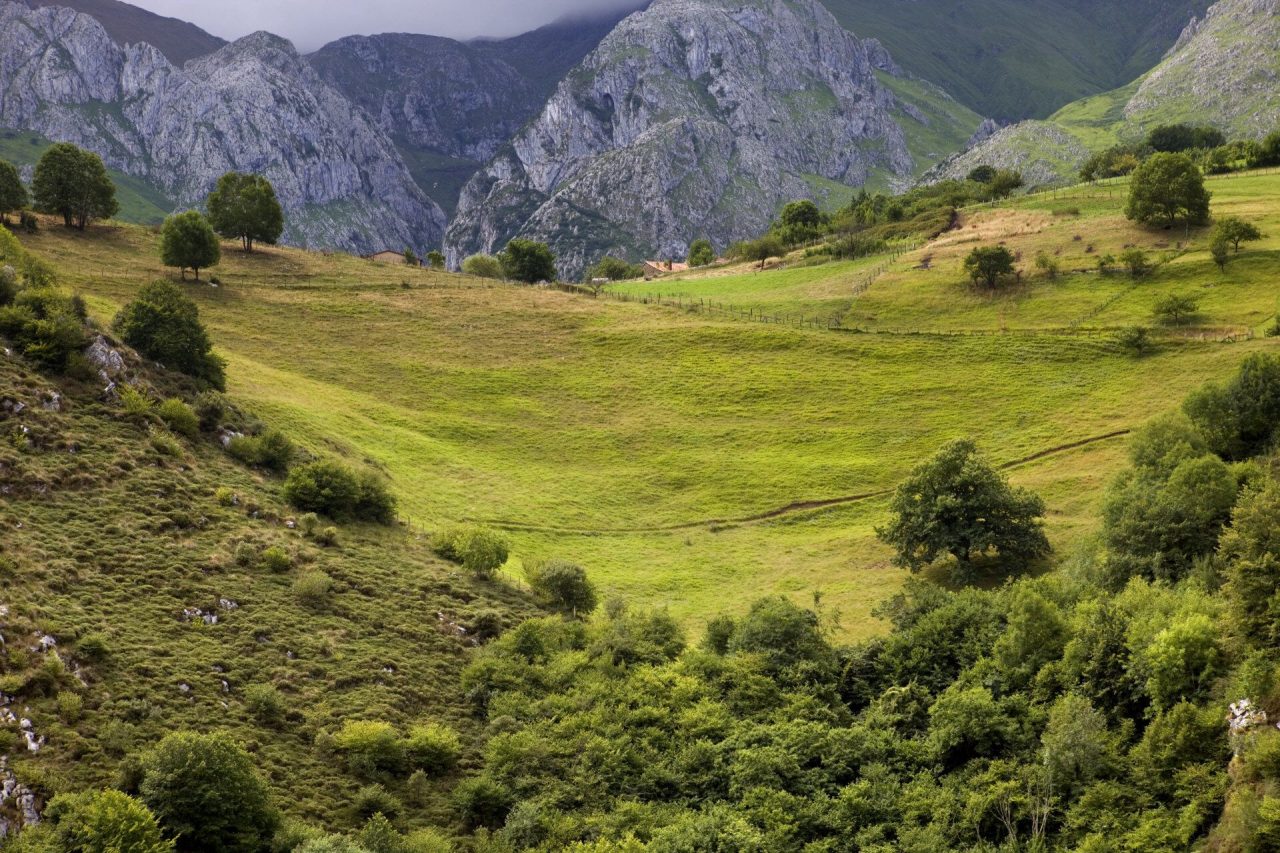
[[126, 0, 644, 51]]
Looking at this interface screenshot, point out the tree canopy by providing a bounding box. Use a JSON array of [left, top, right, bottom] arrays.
[[206, 172, 284, 252], [31, 143, 118, 230], [877, 438, 1049, 578], [499, 238, 556, 283], [137, 732, 278, 853], [687, 238, 715, 267], [1125, 152, 1211, 228], [113, 280, 225, 389], [963, 245, 1016, 288], [160, 211, 221, 281], [0, 158, 29, 221]]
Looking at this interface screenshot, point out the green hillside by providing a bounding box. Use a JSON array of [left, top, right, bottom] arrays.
[[9, 171, 1275, 647], [4, 162, 1280, 847], [823, 0, 1210, 120]]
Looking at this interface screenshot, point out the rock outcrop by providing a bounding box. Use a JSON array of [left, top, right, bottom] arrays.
[[924, 122, 1091, 187], [1125, 0, 1280, 138], [445, 0, 977, 277], [0, 2, 445, 254]]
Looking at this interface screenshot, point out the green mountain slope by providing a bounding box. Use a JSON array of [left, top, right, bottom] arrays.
[[821, 0, 1210, 120], [0, 286, 535, 840], [932, 0, 1280, 185]]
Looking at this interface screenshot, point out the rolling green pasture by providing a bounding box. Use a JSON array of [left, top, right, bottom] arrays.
[[18, 174, 1279, 637]]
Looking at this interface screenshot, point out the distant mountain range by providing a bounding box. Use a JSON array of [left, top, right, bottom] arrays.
[[444, 0, 979, 275], [821, 0, 1212, 122], [0, 0, 1257, 265]]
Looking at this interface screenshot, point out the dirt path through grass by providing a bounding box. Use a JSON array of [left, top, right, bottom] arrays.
[[467, 428, 1133, 536]]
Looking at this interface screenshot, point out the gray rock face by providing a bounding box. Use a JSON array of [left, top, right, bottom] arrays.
[[0, 2, 445, 254], [311, 34, 537, 164], [446, 0, 957, 278]]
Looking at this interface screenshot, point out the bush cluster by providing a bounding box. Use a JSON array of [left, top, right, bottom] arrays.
[[431, 524, 509, 575], [282, 460, 396, 524]]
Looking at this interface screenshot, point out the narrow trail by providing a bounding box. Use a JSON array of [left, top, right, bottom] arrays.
[[465, 428, 1133, 537]]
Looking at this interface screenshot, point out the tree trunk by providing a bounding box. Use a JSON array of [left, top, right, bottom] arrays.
[[194, 267, 200, 281]]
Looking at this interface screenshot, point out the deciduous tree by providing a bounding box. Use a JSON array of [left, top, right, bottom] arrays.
[[0, 158, 28, 223], [877, 439, 1049, 578], [963, 246, 1016, 289], [206, 172, 284, 252], [160, 211, 221, 281], [1125, 152, 1210, 228], [32, 143, 118, 230]]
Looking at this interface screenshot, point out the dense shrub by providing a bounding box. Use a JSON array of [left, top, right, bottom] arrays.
[[114, 281, 225, 389], [244, 684, 285, 726], [526, 560, 598, 616], [461, 254, 504, 280], [24, 789, 172, 853], [282, 460, 396, 523], [334, 721, 405, 777], [403, 723, 462, 775], [0, 287, 88, 371], [156, 399, 199, 439], [432, 525, 509, 575], [293, 571, 333, 608], [227, 429, 294, 472], [258, 546, 292, 574]]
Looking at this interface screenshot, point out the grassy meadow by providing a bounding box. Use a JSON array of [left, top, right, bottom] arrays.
[[16, 171, 1280, 639]]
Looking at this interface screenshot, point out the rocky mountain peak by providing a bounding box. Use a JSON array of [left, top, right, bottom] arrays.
[[445, 0, 973, 276]]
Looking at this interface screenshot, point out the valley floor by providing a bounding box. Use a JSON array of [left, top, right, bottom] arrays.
[[19, 170, 1280, 638]]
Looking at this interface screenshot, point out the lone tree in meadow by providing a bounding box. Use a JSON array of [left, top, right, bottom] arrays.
[[206, 172, 284, 252], [499, 238, 557, 283], [160, 211, 221, 281], [877, 439, 1050, 579], [0, 159, 29, 224], [963, 245, 1016, 289], [1125, 152, 1210, 228], [32, 142, 118, 230], [1214, 216, 1263, 253], [1153, 293, 1200, 326]]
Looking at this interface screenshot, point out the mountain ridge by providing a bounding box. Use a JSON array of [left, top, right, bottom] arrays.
[[445, 0, 980, 277], [0, 0, 446, 255]]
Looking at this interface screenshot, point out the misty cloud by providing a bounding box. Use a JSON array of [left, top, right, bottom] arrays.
[[128, 0, 645, 51]]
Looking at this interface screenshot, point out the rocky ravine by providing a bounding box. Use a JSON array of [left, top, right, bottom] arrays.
[[445, 0, 977, 278], [0, 2, 445, 255]]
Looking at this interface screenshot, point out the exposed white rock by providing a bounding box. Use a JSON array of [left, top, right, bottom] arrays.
[[0, 3, 446, 255]]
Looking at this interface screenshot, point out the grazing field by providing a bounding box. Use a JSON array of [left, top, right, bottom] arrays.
[[19, 172, 1280, 637]]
